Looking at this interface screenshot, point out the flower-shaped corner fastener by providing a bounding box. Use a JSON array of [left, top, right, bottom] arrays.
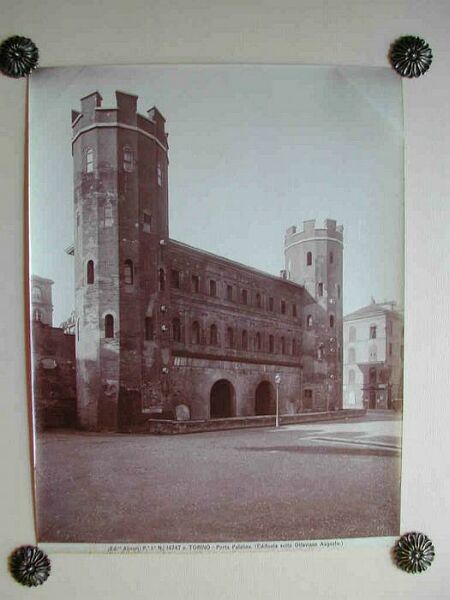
[[9, 545, 51, 587], [394, 532, 435, 574], [389, 36, 432, 78], [0, 36, 39, 78]]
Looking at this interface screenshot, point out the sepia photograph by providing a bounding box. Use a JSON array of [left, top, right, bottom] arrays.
[[28, 64, 404, 544]]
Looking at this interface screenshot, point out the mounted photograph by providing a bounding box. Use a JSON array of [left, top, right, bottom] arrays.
[[28, 64, 404, 544]]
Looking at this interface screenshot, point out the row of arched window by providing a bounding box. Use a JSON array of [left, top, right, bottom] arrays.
[[347, 367, 377, 385], [347, 345, 378, 364], [348, 324, 377, 342], [172, 317, 299, 356], [169, 268, 299, 318], [85, 259, 134, 285], [306, 250, 336, 266], [306, 314, 335, 329], [76, 315, 116, 341], [84, 147, 162, 186]]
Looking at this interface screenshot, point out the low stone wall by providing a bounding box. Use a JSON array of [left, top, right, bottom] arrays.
[[143, 409, 366, 435]]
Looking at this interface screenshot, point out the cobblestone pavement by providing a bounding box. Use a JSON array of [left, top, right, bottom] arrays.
[[35, 411, 401, 543]]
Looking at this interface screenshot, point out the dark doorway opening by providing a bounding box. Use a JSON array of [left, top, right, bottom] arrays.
[[210, 380, 234, 418], [255, 381, 276, 415], [369, 390, 376, 409]]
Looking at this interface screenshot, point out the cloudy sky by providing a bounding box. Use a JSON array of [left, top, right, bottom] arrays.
[[29, 64, 404, 326]]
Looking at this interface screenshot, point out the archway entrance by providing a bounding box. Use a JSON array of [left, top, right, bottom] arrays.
[[255, 381, 276, 415], [210, 380, 234, 418], [369, 390, 376, 409]]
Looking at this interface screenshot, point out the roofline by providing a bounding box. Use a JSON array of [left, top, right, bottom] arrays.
[[344, 308, 403, 322], [30, 275, 54, 285], [169, 238, 304, 290]]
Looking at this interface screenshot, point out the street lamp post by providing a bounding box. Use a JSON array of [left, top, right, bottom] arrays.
[[275, 373, 281, 428]]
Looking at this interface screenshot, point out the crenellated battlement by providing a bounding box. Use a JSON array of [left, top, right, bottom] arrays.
[[285, 218, 343, 247], [71, 90, 168, 150]]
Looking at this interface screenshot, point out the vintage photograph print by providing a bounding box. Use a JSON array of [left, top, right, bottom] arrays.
[[29, 65, 404, 543]]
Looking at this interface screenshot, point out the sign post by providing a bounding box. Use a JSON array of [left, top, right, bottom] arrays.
[[275, 373, 281, 428]]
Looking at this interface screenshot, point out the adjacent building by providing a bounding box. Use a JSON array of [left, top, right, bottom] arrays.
[[343, 300, 403, 410], [30, 275, 76, 428]]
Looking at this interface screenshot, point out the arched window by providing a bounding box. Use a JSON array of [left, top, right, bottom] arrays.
[[210, 324, 218, 346], [306, 314, 313, 328], [306, 251, 312, 266], [281, 337, 286, 355], [348, 347, 356, 364], [317, 344, 324, 360], [157, 162, 162, 187], [105, 314, 114, 338], [171, 269, 181, 289], [329, 314, 335, 328], [159, 268, 165, 291], [33, 308, 42, 322], [369, 344, 377, 362], [241, 289, 248, 305], [242, 330, 248, 350], [86, 148, 94, 173], [192, 321, 200, 345], [173, 318, 181, 342], [337, 284, 341, 299], [123, 147, 134, 172], [124, 260, 134, 285], [269, 335, 274, 353], [349, 326, 356, 342], [329, 251, 334, 264], [268, 297, 274, 312], [209, 279, 217, 297], [318, 282, 324, 297], [369, 367, 377, 384], [226, 326, 234, 349], [281, 300, 286, 314], [145, 317, 153, 341], [143, 211, 151, 233], [292, 338, 297, 355], [256, 293, 262, 308], [292, 304, 297, 317], [87, 260, 94, 284], [370, 325, 377, 339], [256, 332, 262, 351], [103, 202, 113, 227], [348, 369, 355, 384], [32, 286, 42, 302], [191, 274, 200, 293]]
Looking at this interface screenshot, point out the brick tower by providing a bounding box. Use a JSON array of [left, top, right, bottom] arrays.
[[284, 219, 343, 410], [71, 91, 170, 431]]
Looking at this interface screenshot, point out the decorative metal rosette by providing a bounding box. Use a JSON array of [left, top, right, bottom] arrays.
[[394, 532, 435, 574], [0, 35, 39, 78], [9, 545, 51, 587], [389, 36, 432, 78]]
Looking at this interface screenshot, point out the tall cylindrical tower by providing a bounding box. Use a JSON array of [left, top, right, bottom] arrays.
[[72, 91, 170, 431], [284, 219, 343, 410]]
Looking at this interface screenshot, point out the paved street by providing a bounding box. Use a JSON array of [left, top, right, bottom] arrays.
[[35, 412, 401, 543]]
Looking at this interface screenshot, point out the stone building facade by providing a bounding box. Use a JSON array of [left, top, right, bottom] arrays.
[[31, 275, 54, 325], [70, 90, 344, 431], [30, 275, 76, 428], [343, 300, 403, 410]]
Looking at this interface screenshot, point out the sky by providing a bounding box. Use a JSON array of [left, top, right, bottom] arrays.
[[29, 65, 404, 326]]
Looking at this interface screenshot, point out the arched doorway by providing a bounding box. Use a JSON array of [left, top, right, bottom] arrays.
[[210, 380, 235, 418], [255, 381, 275, 415]]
